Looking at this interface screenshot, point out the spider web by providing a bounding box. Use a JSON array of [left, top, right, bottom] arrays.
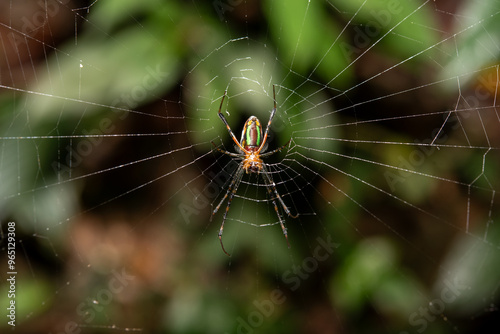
[[0, 0, 499, 333]]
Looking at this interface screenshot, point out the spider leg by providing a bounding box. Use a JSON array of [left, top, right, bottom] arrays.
[[271, 197, 291, 249], [261, 164, 298, 249], [259, 138, 292, 158], [217, 91, 247, 153], [210, 163, 243, 220], [211, 141, 243, 158], [257, 85, 277, 154], [211, 163, 245, 256], [261, 164, 298, 218]]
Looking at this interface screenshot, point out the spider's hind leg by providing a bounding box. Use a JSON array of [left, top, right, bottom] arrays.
[[212, 163, 245, 256], [261, 165, 296, 249]]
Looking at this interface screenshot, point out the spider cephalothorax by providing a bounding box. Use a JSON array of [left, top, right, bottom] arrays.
[[211, 85, 298, 256]]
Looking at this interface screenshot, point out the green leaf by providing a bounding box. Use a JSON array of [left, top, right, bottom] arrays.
[[264, 0, 353, 87], [89, 0, 160, 33], [441, 1, 500, 86], [332, 0, 438, 63]]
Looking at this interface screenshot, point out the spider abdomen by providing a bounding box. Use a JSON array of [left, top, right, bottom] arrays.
[[240, 116, 263, 150]]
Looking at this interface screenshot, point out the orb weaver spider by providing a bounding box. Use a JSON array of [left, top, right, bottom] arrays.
[[211, 85, 298, 256]]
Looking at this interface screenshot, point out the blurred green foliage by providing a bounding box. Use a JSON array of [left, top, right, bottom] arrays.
[[442, 0, 500, 84], [1, 1, 500, 334]]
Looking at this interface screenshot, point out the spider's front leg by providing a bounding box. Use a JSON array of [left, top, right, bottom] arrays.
[[217, 91, 246, 153], [211, 141, 242, 158]]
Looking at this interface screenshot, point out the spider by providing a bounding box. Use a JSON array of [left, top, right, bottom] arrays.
[[211, 85, 298, 256]]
